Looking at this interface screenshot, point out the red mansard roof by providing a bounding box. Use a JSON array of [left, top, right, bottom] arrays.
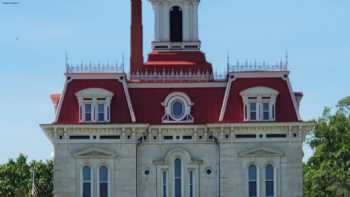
[[53, 72, 301, 124], [57, 79, 132, 124], [223, 78, 299, 122]]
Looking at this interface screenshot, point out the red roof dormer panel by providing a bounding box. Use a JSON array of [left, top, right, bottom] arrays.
[[56, 79, 132, 124], [129, 87, 225, 124], [223, 77, 299, 122]]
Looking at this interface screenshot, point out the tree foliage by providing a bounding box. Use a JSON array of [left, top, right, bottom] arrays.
[[304, 97, 350, 197], [0, 154, 53, 197]]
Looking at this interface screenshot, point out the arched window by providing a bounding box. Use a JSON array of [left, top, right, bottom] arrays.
[[82, 166, 92, 197], [174, 159, 182, 197], [248, 165, 257, 197], [265, 164, 274, 197], [99, 166, 109, 197], [170, 6, 183, 42]]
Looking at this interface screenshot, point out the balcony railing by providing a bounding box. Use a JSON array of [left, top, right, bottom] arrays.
[[131, 69, 213, 81], [65, 62, 125, 74], [228, 60, 288, 73]]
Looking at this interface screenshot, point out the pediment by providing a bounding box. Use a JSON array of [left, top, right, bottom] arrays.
[[73, 148, 117, 158], [238, 147, 284, 158]]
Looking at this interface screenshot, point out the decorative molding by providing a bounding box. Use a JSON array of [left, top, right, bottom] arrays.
[[162, 92, 194, 123], [118, 76, 137, 122], [240, 86, 279, 97], [73, 147, 118, 159], [76, 88, 114, 98], [131, 69, 212, 82], [238, 147, 284, 158], [219, 74, 235, 122], [128, 82, 227, 88]]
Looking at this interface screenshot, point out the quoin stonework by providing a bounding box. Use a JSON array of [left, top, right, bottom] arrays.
[[41, 0, 313, 197]]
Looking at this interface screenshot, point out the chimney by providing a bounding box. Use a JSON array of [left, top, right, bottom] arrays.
[[130, 0, 144, 74]]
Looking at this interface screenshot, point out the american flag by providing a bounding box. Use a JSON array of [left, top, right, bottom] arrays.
[[31, 170, 39, 197]]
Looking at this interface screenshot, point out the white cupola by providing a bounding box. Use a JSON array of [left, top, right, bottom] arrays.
[[149, 0, 201, 51]]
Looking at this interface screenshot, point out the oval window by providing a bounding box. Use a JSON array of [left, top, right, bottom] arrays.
[[170, 99, 185, 120]]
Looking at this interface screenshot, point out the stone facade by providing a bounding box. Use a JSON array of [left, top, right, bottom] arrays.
[[42, 123, 312, 197]]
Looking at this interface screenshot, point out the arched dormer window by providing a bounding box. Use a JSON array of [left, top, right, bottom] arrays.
[[76, 88, 114, 123], [162, 92, 193, 123], [170, 6, 183, 42], [240, 87, 279, 121]]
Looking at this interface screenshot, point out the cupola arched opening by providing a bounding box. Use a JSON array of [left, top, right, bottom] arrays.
[[170, 6, 183, 42]]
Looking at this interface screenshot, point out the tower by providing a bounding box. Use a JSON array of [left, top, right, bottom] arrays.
[[150, 0, 200, 51], [140, 0, 212, 77]]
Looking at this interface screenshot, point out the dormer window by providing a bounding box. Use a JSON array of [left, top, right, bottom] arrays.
[[240, 87, 279, 122], [76, 88, 114, 123], [162, 92, 193, 123]]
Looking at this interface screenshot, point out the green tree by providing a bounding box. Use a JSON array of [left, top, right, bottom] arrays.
[[0, 154, 53, 197], [304, 97, 350, 197]]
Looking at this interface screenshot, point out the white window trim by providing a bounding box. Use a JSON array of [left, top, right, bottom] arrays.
[[162, 92, 194, 123], [76, 88, 114, 123], [240, 87, 279, 122]]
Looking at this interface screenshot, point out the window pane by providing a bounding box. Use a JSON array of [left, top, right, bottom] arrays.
[[266, 165, 274, 196], [266, 181, 274, 196], [263, 103, 270, 120], [85, 104, 92, 121], [100, 183, 108, 197], [248, 165, 257, 197], [248, 165, 257, 180], [263, 112, 270, 120], [175, 179, 181, 197], [163, 171, 167, 197], [83, 166, 91, 197], [175, 159, 182, 178], [83, 183, 91, 197], [249, 103, 257, 120], [98, 104, 104, 113], [100, 166, 108, 182], [250, 112, 257, 120], [174, 159, 182, 197], [266, 165, 274, 180], [98, 104, 105, 121], [249, 182, 257, 197], [171, 100, 185, 119], [85, 104, 92, 113], [85, 113, 92, 121], [83, 166, 91, 181], [250, 103, 256, 111], [189, 171, 193, 197], [263, 103, 269, 111]]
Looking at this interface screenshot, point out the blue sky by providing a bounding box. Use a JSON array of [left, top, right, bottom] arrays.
[[0, 0, 349, 163]]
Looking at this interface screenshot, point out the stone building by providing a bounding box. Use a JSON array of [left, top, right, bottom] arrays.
[[41, 0, 313, 197]]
